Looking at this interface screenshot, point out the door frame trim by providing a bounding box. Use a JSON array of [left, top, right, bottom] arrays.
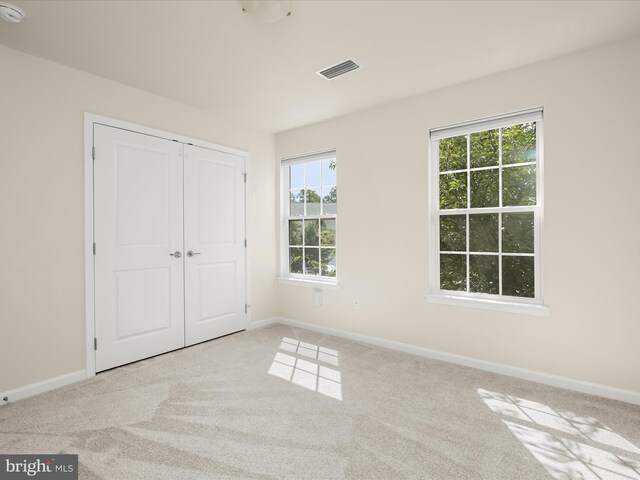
[[83, 112, 251, 378]]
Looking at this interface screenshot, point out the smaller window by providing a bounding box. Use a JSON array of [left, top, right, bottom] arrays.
[[281, 151, 337, 284]]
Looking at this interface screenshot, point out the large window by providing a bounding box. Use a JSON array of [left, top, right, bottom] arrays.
[[281, 150, 337, 283], [428, 108, 547, 314]]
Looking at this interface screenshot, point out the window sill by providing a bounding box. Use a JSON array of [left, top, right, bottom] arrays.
[[278, 277, 339, 290], [425, 293, 549, 317]]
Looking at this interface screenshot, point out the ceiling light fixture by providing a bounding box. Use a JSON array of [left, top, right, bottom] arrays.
[[0, 2, 25, 23], [239, 0, 292, 23]]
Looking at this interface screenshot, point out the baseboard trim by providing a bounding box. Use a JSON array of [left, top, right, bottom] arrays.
[[5, 318, 638, 407], [0, 370, 87, 405], [251, 316, 640, 406], [247, 317, 280, 330]]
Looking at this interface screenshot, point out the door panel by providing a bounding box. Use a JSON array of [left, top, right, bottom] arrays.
[[115, 145, 170, 246], [197, 160, 236, 245], [198, 262, 237, 322], [115, 268, 171, 338], [184, 145, 246, 346], [94, 125, 185, 372]]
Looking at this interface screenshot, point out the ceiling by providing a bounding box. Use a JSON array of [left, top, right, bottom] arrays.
[[1, 0, 640, 133]]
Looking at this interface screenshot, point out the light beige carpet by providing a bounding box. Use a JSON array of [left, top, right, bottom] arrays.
[[1, 323, 639, 480]]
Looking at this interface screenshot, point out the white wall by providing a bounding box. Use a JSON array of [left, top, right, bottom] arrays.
[[275, 38, 640, 394], [2, 36, 639, 398], [0, 45, 277, 393]]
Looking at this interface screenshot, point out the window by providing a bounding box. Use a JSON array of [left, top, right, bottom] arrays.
[[281, 150, 337, 284], [428, 108, 547, 315]]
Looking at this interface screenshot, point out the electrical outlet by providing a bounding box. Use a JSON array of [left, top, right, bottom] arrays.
[[313, 288, 323, 307]]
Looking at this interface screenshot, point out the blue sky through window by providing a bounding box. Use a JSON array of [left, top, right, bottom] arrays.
[[290, 158, 336, 191], [305, 161, 321, 187], [290, 164, 304, 189], [322, 159, 336, 185]]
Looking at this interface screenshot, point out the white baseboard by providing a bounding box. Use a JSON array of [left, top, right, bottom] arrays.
[[247, 317, 280, 330], [5, 319, 639, 407], [0, 370, 87, 406], [251, 316, 640, 406]]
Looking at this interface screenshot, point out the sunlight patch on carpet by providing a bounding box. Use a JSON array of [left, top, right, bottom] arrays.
[[479, 388, 640, 480], [269, 338, 342, 400]]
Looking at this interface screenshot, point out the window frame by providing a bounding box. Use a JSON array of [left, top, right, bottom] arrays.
[[427, 108, 548, 316], [280, 149, 338, 288]]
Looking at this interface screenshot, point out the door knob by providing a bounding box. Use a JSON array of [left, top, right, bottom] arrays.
[[169, 251, 182, 258], [187, 250, 201, 257]]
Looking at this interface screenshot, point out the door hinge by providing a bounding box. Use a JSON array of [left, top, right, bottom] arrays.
[[94, 338, 97, 350], [244, 304, 249, 314], [244, 239, 247, 248], [92, 146, 96, 160], [243, 173, 247, 183], [93, 243, 96, 255]]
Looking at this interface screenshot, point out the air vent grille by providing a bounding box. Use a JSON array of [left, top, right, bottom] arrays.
[[318, 60, 360, 80]]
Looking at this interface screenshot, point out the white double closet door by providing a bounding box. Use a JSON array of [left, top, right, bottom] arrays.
[[93, 125, 246, 372]]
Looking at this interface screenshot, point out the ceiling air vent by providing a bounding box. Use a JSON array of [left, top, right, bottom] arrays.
[[317, 60, 360, 80]]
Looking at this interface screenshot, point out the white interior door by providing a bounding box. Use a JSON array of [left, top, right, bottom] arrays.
[[94, 125, 185, 372], [184, 144, 247, 346]]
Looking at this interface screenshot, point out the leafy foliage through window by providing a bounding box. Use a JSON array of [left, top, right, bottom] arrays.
[[432, 110, 542, 301], [283, 152, 337, 279]]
